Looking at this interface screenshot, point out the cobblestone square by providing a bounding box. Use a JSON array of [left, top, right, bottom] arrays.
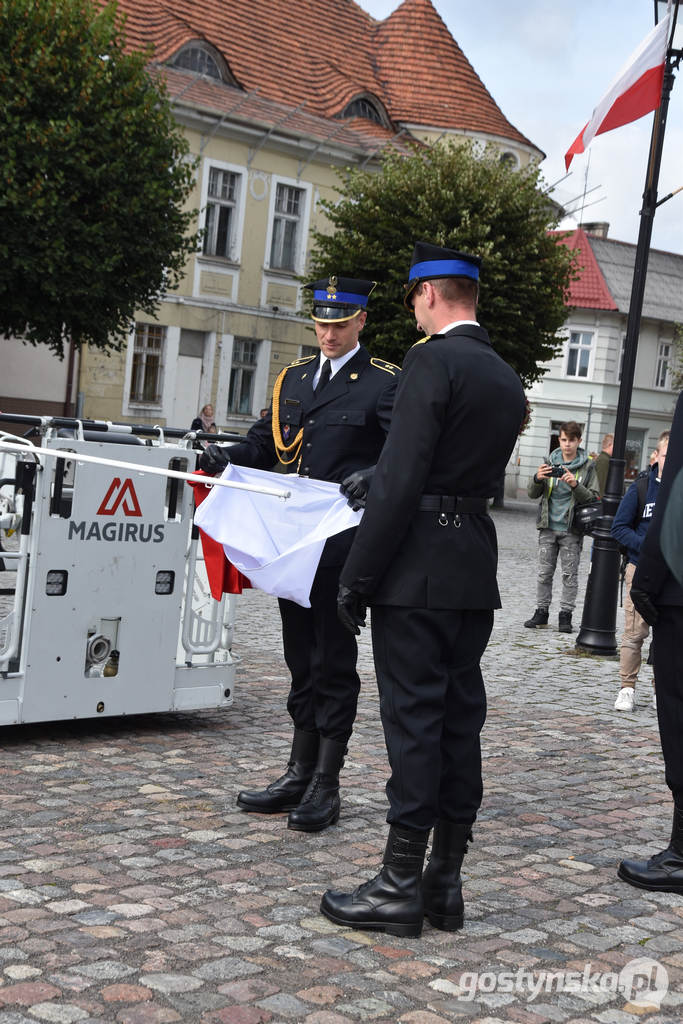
[[1, 503, 680, 1023]]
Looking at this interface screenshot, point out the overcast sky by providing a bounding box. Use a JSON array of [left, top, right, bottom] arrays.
[[358, 0, 683, 254]]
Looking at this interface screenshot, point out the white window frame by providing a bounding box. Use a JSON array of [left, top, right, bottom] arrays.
[[227, 338, 261, 416], [264, 175, 311, 275], [197, 158, 246, 264], [564, 330, 594, 380], [617, 333, 626, 382], [654, 340, 671, 390], [128, 323, 166, 408]]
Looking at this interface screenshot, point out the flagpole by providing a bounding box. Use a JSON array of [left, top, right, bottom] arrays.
[[576, 2, 681, 654]]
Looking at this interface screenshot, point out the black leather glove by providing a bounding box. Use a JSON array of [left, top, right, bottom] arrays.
[[337, 584, 367, 635], [198, 444, 231, 476], [340, 465, 376, 511], [630, 587, 659, 627]]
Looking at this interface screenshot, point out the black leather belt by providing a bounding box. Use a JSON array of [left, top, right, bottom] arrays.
[[418, 495, 488, 515]]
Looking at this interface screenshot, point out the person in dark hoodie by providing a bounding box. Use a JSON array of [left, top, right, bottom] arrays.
[[524, 421, 599, 633], [611, 429, 669, 712]]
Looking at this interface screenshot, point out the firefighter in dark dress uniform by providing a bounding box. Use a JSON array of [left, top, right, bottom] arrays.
[[619, 389, 683, 892], [200, 277, 399, 832], [320, 243, 525, 936]]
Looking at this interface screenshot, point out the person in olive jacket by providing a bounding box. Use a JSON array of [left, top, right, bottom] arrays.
[[320, 243, 525, 938], [524, 423, 599, 634], [199, 276, 399, 834]]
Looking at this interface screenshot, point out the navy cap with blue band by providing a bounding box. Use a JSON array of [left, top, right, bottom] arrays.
[[404, 243, 481, 308]]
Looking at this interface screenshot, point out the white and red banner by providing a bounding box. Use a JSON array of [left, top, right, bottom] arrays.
[[565, 10, 671, 170], [194, 464, 362, 607]]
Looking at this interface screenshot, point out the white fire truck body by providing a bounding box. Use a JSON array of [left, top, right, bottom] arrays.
[[0, 426, 238, 725]]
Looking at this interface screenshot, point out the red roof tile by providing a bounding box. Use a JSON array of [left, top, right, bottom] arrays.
[[108, 0, 539, 154], [373, 0, 533, 146], [158, 66, 413, 157], [553, 229, 618, 310]]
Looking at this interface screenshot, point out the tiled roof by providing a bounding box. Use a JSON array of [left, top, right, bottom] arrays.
[[553, 229, 618, 311], [110, 0, 539, 154], [373, 0, 533, 146], [158, 67, 412, 158], [590, 236, 683, 324], [555, 229, 683, 323]]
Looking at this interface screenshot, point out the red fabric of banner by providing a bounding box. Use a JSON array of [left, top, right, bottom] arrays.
[[188, 473, 251, 599]]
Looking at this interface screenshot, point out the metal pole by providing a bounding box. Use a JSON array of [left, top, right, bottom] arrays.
[[576, 42, 677, 654]]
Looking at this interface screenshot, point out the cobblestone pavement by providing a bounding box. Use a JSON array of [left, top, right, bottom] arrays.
[[1, 503, 681, 1024]]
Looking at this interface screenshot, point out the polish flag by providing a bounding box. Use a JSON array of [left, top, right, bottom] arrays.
[[565, 11, 671, 170]]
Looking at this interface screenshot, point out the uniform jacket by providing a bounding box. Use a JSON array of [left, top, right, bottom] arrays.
[[226, 345, 399, 566], [633, 391, 683, 606], [527, 447, 598, 531], [340, 324, 525, 609]]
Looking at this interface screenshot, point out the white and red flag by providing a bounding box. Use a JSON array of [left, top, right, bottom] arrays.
[[565, 9, 671, 170]]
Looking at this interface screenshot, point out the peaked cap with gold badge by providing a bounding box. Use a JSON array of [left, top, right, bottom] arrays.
[[305, 276, 376, 323]]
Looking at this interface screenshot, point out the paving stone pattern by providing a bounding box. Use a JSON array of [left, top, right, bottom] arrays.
[[1, 503, 681, 1023]]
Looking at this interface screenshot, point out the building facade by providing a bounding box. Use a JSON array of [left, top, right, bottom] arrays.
[[512, 225, 682, 498], [4, 0, 541, 433]]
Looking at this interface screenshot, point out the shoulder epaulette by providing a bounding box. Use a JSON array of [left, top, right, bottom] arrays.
[[370, 357, 401, 375], [286, 354, 318, 369], [410, 336, 431, 349]]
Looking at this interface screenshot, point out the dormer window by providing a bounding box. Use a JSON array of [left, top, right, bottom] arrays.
[[170, 42, 236, 85], [339, 96, 387, 125]]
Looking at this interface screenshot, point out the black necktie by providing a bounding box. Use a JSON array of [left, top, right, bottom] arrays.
[[315, 359, 332, 395]]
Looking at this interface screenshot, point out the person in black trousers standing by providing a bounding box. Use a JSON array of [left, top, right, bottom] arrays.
[[320, 243, 525, 936], [619, 390, 683, 892], [200, 276, 399, 833]]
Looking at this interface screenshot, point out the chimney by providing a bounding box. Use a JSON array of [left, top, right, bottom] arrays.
[[580, 221, 609, 239]]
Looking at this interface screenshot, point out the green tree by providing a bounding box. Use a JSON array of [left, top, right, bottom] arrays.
[[308, 142, 577, 386], [0, 0, 198, 359]]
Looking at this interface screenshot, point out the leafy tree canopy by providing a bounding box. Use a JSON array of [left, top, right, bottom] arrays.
[[308, 142, 578, 386], [0, 0, 198, 358]]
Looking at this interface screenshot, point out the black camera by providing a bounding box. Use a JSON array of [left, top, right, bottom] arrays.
[[547, 465, 565, 478]]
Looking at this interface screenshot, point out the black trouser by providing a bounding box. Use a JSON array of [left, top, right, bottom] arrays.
[[371, 604, 493, 831], [652, 605, 683, 804], [278, 564, 360, 744]]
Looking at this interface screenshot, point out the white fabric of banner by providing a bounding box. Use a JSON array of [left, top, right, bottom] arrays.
[[194, 464, 363, 607]]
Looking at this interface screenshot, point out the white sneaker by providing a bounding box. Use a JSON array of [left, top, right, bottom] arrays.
[[614, 687, 635, 711], [653, 691, 657, 710]]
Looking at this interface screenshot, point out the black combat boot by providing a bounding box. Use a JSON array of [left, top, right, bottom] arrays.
[[236, 728, 318, 813], [422, 820, 472, 931], [524, 608, 549, 628], [288, 737, 346, 832], [320, 825, 429, 937], [618, 805, 683, 893], [558, 610, 573, 632]]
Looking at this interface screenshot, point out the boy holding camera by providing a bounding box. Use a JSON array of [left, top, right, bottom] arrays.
[[524, 421, 599, 633]]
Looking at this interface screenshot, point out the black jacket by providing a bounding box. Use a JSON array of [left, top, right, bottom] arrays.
[[226, 345, 399, 565], [340, 324, 525, 608], [633, 391, 683, 606]]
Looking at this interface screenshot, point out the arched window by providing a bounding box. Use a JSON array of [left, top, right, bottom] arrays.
[[170, 43, 236, 84], [499, 151, 520, 170], [340, 98, 385, 125]]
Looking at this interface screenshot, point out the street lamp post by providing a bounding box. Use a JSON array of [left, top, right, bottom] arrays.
[[576, 1, 681, 654]]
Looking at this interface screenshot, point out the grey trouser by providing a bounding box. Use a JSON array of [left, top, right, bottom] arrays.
[[536, 528, 583, 612]]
